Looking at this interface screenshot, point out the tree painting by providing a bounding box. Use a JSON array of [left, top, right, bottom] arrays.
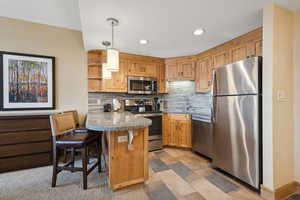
[[8, 59, 48, 103]]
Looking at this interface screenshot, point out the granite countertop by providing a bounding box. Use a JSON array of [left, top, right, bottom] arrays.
[[86, 111, 152, 131], [0, 110, 63, 117]]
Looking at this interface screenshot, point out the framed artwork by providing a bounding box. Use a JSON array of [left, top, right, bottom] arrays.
[[0, 51, 55, 111]]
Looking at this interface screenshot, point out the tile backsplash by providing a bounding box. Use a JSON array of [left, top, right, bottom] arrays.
[[88, 93, 162, 113], [163, 81, 212, 117], [88, 81, 212, 118]]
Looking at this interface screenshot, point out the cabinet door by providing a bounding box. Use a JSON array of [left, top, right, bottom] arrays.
[[169, 120, 178, 146], [212, 50, 230, 68], [229, 43, 255, 63], [178, 61, 195, 80], [166, 63, 179, 81], [128, 62, 157, 77], [102, 60, 128, 92], [177, 120, 192, 148], [195, 57, 212, 93], [128, 62, 145, 76], [145, 63, 157, 77], [162, 114, 169, 145], [254, 39, 262, 57], [158, 64, 168, 94]]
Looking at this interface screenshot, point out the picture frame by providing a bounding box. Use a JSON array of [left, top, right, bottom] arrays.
[[0, 51, 55, 111]]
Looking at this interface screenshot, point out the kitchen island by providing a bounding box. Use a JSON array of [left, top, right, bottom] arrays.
[[86, 112, 152, 190]]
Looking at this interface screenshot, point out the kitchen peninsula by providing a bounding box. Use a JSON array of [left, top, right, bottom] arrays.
[[86, 111, 152, 190]]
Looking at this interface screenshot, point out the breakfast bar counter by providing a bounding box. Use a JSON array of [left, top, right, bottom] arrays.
[[86, 112, 152, 190], [86, 111, 152, 131]]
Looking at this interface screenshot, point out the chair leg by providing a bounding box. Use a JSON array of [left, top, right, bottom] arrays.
[[71, 147, 75, 172], [63, 148, 68, 163], [52, 148, 58, 187], [81, 146, 88, 190], [96, 136, 102, 173]]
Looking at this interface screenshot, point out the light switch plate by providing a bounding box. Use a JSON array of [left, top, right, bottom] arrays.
[[277, 90, 288, 102], [118, 135, 128, 143]]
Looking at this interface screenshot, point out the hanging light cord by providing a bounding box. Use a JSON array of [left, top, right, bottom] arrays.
[[111, 21, 114, 48]]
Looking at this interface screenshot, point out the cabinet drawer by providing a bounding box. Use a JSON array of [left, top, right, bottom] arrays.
[[168, 114, 190, 121], [0, 116, 51, 133], [0, 141, 51, 158], [0, 130, 51, 145], [0, 153, 51, 173]]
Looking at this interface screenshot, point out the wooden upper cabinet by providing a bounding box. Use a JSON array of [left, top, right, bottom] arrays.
[[166, 60, 195, 81], [178, 61, 195, 80], [195, 56, 212, 93], [254, 39, 263, 56], [128, 62, 157, 77], [102, 59, 128, 92], [229, 43, 255, 63], [166, 63, 178, 81], [158, 63, 168, 94], [212, 50, 230, 68]]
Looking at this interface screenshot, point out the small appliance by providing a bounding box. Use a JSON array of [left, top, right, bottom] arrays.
[[127, 76, 157, 94], [103, 104, 112, 112]]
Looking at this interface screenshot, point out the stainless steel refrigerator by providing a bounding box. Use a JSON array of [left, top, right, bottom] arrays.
[[212, 56, 262, 190]]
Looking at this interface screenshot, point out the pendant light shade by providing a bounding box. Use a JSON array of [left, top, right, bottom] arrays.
[[106, 48, 119, 72], [102, 63, 112, 79], [105, 18, 119, 72]]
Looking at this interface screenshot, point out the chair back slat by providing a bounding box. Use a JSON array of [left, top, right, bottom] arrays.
[[64, 110, 80, 127], [50, 113, 76, 136]]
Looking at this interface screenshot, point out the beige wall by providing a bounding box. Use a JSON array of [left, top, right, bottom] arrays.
[[262, 4, 275, 190], [263, 4, 295, 190], [294, 10, 300, 182], [0, 17, 87, 121]]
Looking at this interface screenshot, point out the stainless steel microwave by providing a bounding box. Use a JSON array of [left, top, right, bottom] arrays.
[[128, 76, 157, 94]]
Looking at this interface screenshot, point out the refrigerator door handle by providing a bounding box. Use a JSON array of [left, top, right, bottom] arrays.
[[211, 70, 217, 123]]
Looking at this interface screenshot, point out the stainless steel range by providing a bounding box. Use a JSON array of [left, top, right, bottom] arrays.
[[124, 99, 163, 151]]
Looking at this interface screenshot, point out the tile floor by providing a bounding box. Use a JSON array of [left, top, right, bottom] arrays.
[[2, 148, 297, 200], [145, 148, 262, 200]]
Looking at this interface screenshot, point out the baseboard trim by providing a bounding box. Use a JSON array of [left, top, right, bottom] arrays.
[[261, 182, 298, 200]]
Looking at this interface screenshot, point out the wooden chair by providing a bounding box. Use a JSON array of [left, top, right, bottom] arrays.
[[50, 112, 101, 190], [62, 110, 87, 162]]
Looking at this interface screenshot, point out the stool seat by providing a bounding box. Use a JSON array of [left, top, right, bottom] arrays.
[[56, 132, 97, 147]]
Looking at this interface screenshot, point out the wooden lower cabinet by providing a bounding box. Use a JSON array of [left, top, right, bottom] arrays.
[[0, 115, 52, 173], [163, 114, 191, 148], [108, 128, 149, 190]]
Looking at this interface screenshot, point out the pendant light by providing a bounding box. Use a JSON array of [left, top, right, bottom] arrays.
[[102, 41, 112, 79], [106, 18, 119, 72]]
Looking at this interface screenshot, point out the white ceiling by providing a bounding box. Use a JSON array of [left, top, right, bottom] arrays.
[[79, 0, 300, 58], [0, 0, 81, 30], [0, 0, 299, 58]]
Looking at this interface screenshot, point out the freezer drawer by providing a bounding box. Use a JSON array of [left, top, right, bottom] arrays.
[[192, 120, 213, 159], [212, 95, 260, 189]]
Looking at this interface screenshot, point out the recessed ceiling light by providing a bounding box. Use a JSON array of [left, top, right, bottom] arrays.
[[139, 39, 149, 44], [193, 28, 205, 36]]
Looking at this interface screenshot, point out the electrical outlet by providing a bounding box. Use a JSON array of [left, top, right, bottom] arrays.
[[118, 136, 128, 143]]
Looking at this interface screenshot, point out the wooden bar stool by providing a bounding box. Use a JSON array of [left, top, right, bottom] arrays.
[[62, 110, 88, 163], [50, 112, 101, 190]]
